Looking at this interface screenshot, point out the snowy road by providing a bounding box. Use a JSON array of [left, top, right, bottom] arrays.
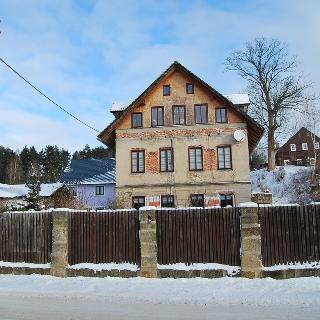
[[0, 275, 319, 319], [0, 295, 318, 320]]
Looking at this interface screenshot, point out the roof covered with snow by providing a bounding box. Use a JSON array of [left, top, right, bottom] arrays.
[[110, 102, 130, 112], [0, 183, 63, 199], [224, 94, 250, 105], [60, 158, 116, 185]]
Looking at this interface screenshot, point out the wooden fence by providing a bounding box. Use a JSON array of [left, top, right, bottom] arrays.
[[0, 211, 52, 264], [68, 210, 140, 265], [156, 207, 241, 266], [261, 204, 320, 266]]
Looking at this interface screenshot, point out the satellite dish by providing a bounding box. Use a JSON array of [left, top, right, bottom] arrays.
[[234, 130, 246, 142]]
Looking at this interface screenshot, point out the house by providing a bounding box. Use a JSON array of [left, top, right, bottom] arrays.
[[98, 61, 264, 209], [0, 182, 64, 210], [276, 127, 320, 166], [59, 158, 116, 209]]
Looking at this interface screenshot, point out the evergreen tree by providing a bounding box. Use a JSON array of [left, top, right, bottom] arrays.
[[24, 164, 42, 210]]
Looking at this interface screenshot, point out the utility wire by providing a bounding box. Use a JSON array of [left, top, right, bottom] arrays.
[[0, 57, 100, 133]]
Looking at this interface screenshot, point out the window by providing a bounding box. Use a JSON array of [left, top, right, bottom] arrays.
[[190, 194, 204, 207], [217, 146, 232, 170], [189, 147, 203, 171], [160, 148, 174, 172], [151, 106, 164, 127], [290, 144, 296, 151], [310, 158, 316, 166], [215, 108, 228, 123], [220, 194, 233, 207], [172, 105, 186, 125], [131, 150, 145, 173], [194, 104, 208, 124], [69, 187, 77, 197], [186, 83, 194, 94], [315, 142, 320, 150], [161, 195, 175, 207], [96, 185, 105, 196], [132, 196, 145, 210], [131, 112, 142, 128], [302, 143, 308, 151], [163, 85, 170, 96]]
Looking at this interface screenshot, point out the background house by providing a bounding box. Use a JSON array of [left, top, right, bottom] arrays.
[[276, 127, 320, 166], [98, 61, 264, 209], [60, 158, 116, 209], [0, 183, 64, 211]]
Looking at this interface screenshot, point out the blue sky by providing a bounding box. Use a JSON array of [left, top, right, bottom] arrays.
[[0, 0, 319, 151]]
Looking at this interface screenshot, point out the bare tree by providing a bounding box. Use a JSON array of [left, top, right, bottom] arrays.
[[226, 37, 314, 170]]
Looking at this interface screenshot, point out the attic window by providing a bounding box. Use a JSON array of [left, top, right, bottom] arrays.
[[290, 144, 296, 152], [132, 112, 142, 128], [302, 143, 308, 151], [315, 142, 320, 150], [186, 83, 194, 94], [216, 108, 228, 123], [163, 85, 171, 96]]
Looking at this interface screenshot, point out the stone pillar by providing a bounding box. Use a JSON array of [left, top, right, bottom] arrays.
[[139, 209, 158, 278], [251, 192, 273, 205], [50, 210, 69, 277], [240, 204, 262, 278]]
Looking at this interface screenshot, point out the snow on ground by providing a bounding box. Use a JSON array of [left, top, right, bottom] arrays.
[[251, 166, 312, 204], [157, 263, 240, 275], [68, 262, 139, 272], [262, 261, 320, 271], [0, 275, 319, 307], [0, 261, 50, 268]]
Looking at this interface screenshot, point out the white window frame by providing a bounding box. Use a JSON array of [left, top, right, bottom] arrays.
[[302, 143, 308, 151], [95, 185, 105, 196], [315, 142, 320, 150], [290, 144, 296, 152]]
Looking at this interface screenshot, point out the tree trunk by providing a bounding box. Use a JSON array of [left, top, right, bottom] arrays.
[[268, 127, 276, 171]]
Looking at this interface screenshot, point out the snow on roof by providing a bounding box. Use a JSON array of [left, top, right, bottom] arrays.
[[110, 102, 130, 112], [0, 183, 63, 199], [60, 158, 116, 185], [224, 94, 250, 105]]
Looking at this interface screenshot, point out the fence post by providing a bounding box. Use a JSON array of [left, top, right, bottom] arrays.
[[50, 209, 69, 277], [240, 204, 262, 278], [139, 209, 158, 278]]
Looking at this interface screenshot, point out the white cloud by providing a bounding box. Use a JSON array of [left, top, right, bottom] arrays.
[[0, 0, 319, 152]]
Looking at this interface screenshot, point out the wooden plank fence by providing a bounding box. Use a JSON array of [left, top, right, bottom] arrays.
[[0, 211, 52, 264], [261, 204, 320, 266], [156, 207, 241, 266], [68, 210, 140, 265]]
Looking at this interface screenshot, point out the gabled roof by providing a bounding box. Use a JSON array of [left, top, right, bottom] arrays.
[[0, 183, 63, 199], [59, 158, 116, 185], [277, 127, 320, 152], [98, 61, 264, 152]]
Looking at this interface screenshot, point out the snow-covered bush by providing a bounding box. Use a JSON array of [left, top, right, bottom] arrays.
[[251, 166, 313, 204]]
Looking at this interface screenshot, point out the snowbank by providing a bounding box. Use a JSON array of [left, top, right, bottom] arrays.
[[0, 275, 319, 307], [251, 166, 313, 204]]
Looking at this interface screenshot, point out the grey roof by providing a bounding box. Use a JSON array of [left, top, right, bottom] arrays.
[[60, 158, 116, 185]]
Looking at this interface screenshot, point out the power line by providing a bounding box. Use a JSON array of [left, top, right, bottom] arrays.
[[0, 57, 100, 133]]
